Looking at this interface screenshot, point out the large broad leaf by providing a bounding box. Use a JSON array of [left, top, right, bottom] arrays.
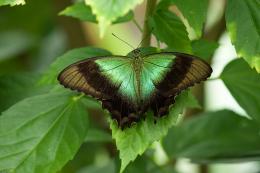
[[221, 59, 260, 123], [149, 10, 192, 53], [226, 0, 260, 73], [0, 90, 88, 173], [0, 73, 50, 112], [191, 39, 219, 60], [39, 47, 111, 85], [85, 0, 143, 37], [110, 91, 198, 173], [60, 2, 134, 24], [163, 110, 260, 162], [0, 0, 25, 6], [158, 0, 208, 38]]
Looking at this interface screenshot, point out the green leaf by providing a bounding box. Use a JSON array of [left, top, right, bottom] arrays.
[[110, 91, 196, 173], [60, 2, 96, 23], [60, 2, 134, 24], [149, 10, 192, 53], [163, 110, 260, 162], [0, 90, 88, 173], [191, 39, 219, 60], [85, 0, 143, 37], [0, 31, 33, 62], [225, 0, 260, 73], [85, 128, 112, 143], [77, 161, 115, 173], [158, 0, 208, 38], [221, 59, 260, 123], [0, 73, 50, 113], [124, 156, 147, 173], [0, 0, 25, 6], [39, 47, 111, 85]]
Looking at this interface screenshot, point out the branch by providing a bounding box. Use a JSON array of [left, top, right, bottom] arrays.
[[141, 0, 157, 47]]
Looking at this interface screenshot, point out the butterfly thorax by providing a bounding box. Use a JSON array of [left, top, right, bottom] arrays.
[[131, 55, 144, 106]]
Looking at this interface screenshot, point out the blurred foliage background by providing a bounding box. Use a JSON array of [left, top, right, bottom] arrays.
[[0, 0, 260, 173]]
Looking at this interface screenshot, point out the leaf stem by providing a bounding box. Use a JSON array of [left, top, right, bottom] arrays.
[[133, 18, 143, 32], [141, 0, 157, 47], [207, 77, 220, 81]]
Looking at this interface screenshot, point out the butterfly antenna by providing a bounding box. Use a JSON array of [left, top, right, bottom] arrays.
[[137, 27, 154, 48], [112, 33, 135, 49]]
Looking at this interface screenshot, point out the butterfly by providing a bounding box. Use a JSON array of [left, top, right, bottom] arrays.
[[58, 48, 212, 128]]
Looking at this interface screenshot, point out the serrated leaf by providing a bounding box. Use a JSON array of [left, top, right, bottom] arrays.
[[191, 39, 219, 60], [60, 2, 96, 23], [39, 47, 111, 85], [85, 0, 143, 37], [149, 10, 192, 53], [172, 0, 208, 38], [0, 0, 25, 6], [163, 110, 260, 162], [157, 0, 208, 38], [0, 90, 88, 173], [225, 0, 260, 73], [221, 59, 260, 123], [110, 91, 196, 173], [60, 2, 134, 24]]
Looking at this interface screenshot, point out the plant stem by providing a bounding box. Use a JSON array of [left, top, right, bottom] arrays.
[[141, 0, 157, 47]]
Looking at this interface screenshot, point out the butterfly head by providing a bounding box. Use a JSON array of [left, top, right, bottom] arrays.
[[132, 49, 141, 58], [127, 47, 159, 59]]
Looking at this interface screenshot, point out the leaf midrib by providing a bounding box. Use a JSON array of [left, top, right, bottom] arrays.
[[13, 101, 74, 172]]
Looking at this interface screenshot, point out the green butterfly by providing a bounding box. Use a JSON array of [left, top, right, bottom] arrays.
[[58, 48, 212, 127]]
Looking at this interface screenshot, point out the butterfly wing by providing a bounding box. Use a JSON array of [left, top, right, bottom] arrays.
[[58, 56, 126, 99], [58, 52, 212, 127], [141, 52, 212, 116], [58, 56, 141, 125]]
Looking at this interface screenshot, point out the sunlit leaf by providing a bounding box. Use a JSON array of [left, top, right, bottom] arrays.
[[85, 0, 143, 37], [60, 2, 96, 23], [158, 0, 208, 38], [226, 0, 260, 72], [60, 2, 134, 24], [163, 110, 260, 162], [0, 90, 88, 173], [39, 47, 111, 85], [110, 91, 198, 173], [0, 0, 25, 6], [221, 59, 260, 123]]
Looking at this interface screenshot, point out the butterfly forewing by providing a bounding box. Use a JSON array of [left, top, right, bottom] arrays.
[[58, 56, 131, 99]]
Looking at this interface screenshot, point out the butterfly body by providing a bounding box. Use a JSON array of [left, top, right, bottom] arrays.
[[58, 48, 212, 127]]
